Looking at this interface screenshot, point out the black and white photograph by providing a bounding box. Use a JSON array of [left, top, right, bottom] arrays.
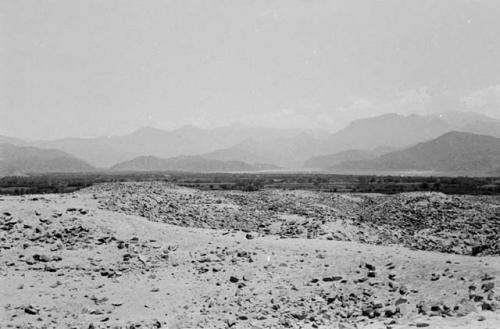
[[1, 0, 499, 328]]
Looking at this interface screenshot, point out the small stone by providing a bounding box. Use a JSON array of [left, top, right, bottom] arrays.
[[365, 263, 376, 271], [481, 302, 495, 311], [33, 254, 51, 262], [482, 282, 494, 292], [44, 264, 57, 272], [339, 323, 356, 329], [24, 305, 39, 315], [473, 295, 484, 302], [481, 274, 495, 281]]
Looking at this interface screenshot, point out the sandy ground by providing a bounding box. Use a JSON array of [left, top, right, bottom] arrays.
[[1, 186, 499, 328]]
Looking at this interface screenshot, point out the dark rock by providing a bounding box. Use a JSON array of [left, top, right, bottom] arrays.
[[24, 305, 39, 315], [365, 263, 376, 271], [292, 313, 307, 320], [33, 254, 51, 262], [44, 264, 57, 272], [482, 282, 494, 292], [481, 302, 496, 311]]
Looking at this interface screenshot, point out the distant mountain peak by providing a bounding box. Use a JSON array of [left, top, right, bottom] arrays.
[[435, 130, 494, 141], [0, 143, 95, 176]]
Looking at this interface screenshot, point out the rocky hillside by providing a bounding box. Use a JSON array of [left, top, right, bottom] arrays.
[[0, 143, 95, 176]]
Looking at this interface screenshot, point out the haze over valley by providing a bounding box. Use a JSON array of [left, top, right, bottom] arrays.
[[1, 110, 499, 176]]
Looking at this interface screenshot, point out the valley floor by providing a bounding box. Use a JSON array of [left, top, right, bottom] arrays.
[[1, 183, 499, 328]]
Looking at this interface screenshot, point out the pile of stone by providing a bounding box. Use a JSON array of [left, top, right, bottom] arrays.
[[355, 192, 500, 255], [92, 183, 356, 240], [90, 183, 500, 256], [1, 206, 172, 275]]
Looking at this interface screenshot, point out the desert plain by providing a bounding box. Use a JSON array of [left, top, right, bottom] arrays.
[[1, 182, 499, 328]]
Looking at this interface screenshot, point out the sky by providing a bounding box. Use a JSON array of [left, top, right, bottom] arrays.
[[1, 0, 500, 140]]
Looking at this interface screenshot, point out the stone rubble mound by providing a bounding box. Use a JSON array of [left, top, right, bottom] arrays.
[[355, 192, 500, 256], [92, 183, 500, 256]]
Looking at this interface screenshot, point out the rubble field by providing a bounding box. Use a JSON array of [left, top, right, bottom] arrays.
[[1, 182, 499, 328]]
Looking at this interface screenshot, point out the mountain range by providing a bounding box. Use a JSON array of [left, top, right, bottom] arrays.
[[1, 111, 499, 176], [32, 125, 304, 167], [204, 111, 500, 167]]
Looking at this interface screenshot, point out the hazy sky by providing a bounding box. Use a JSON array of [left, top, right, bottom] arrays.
[[1, 0, 500, 139]]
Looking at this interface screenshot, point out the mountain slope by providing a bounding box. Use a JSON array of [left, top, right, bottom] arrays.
[[110, 155, 280, 172], [459, 120, 500, 138], [0, 135, 27, 146], [322, 113, 452, 153], [429, 111, 495, 128], [204, 133, 322, 167], [205, 112, 500, 167], [303, 148, 396, 169], [334, 131, 500, 172], [202, 147, 273, 165], [33, 125, 304, 167], [0, 143, 95, 176]]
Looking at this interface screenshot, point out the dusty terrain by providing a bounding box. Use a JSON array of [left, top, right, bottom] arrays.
[[1, 182, 499, 328]]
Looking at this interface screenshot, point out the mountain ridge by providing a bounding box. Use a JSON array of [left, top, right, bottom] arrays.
[[333, 131, 500, 173], [0, 143, 95, 177], [1, 111, 499, 171]]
